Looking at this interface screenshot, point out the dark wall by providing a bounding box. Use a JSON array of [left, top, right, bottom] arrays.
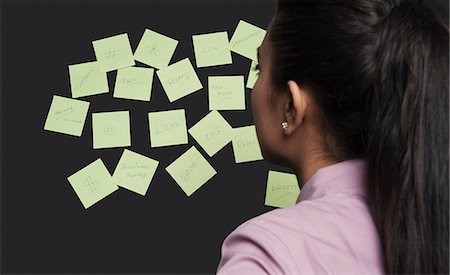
[[1, 0, 293, 274]]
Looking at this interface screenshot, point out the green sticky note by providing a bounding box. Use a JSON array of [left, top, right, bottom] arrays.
[[166, 146, 217, 196], [134, 29, 179, 69], [93, 33, 135, 72], [156, 58, 203, 102], [148, 109, 188, 148], [44, 95, 90, 137], [112, 149, 159, 196], [192, 31, 232, 68], [92, 111, 131, 149], [246, 61, 259, 89], [188, 111, 234, 157], [265, 170, 301, 208], [232, 125, 263, 163], [67, 158, 118, 209], [229, 20, 266, 61], [208, 75, 245, 110], [113, 66, 154, 101], [69, 61, 109, 98]]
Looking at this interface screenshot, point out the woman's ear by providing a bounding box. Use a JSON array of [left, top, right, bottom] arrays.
[[282, 80, 306, 135]]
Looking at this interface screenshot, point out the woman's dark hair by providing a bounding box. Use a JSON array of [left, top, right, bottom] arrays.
[[269, 0, 449, 273]]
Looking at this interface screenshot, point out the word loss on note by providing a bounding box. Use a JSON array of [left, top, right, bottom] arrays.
[[112, 149, 159, 196], [113, 66, 154, 102], [134, 29, 179, 69], [208, 75, 245, 110], [166, 146, 217, 196], [156, 58, 203, 102], [265, 170, 301, 208], [92, 33, 135, 72], [148, 109, 188, 148], [68, 61, 109, 98], [192, 31, 232, 68], [67, 158, 119, 209], [232, 125, 263, 163], [44, 95, 90, 137], [188, 111, 234, 157], [92, 111, 131, 149], [229, 20, 266, 61]]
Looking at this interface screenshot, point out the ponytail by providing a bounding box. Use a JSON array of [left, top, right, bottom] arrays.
[[367, 0, 449, 273], [269, 0, 448, 272]]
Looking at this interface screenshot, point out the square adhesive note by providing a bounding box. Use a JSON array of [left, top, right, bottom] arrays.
[[229, 20, 266, 61], [208, 75, 245, 110], [112, 149, 159, 196], [44, 95, 90, 137], [92, 111, 131, 149], [113, 66, 154, 101], [232, 125, 263, 163], [148, 109, 188, 148], [166, 146, 217, 196], [67, 158, 118, 209], [188, 111, 234, 157], [265, 170, 300, 208], [192, 31, 232, 68], [93, 33, 135, 72], [69, 61, 108, 98], [246, 61, 259, 89], [156, 58, 203, 102], [134, 29, 178, 69]]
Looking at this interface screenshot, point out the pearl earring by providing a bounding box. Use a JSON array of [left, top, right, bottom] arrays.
[[281, 122, 288, 131]]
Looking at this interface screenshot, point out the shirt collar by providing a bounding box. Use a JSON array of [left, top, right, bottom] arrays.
[[296, 158, 368, 203]]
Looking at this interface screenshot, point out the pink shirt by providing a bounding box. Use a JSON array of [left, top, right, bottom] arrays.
[[217, 159, 384, 274]]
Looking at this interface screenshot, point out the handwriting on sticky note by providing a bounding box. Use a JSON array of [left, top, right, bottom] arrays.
[[229, 20, 266, 61], [69, 61, 109, 98], [134, 29, 179, 69], [44, 95, 90, 137], [148, 109, 188, 148], [113, 67, 154, 102], [93, 33, 135, 72], [188, 110, 234, 157], [232, 125, 263, 163], [112, 149, 159, 196], [92, 111, 131, 149], [208, 76, 245, 110], [165, 146, 217, 196], [192, 31, 232, 68], [67, 158, 118, 209], [265, 170, 300, 208], [156, 58, 202, 102]]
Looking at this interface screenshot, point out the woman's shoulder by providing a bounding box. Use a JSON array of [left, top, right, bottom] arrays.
[[217, 197, 383, 274]]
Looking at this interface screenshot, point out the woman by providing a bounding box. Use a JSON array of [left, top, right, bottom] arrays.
[[217, 0, 448, 274]]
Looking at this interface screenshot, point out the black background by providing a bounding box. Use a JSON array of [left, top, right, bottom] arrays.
[[1, 0, 294, 274]]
